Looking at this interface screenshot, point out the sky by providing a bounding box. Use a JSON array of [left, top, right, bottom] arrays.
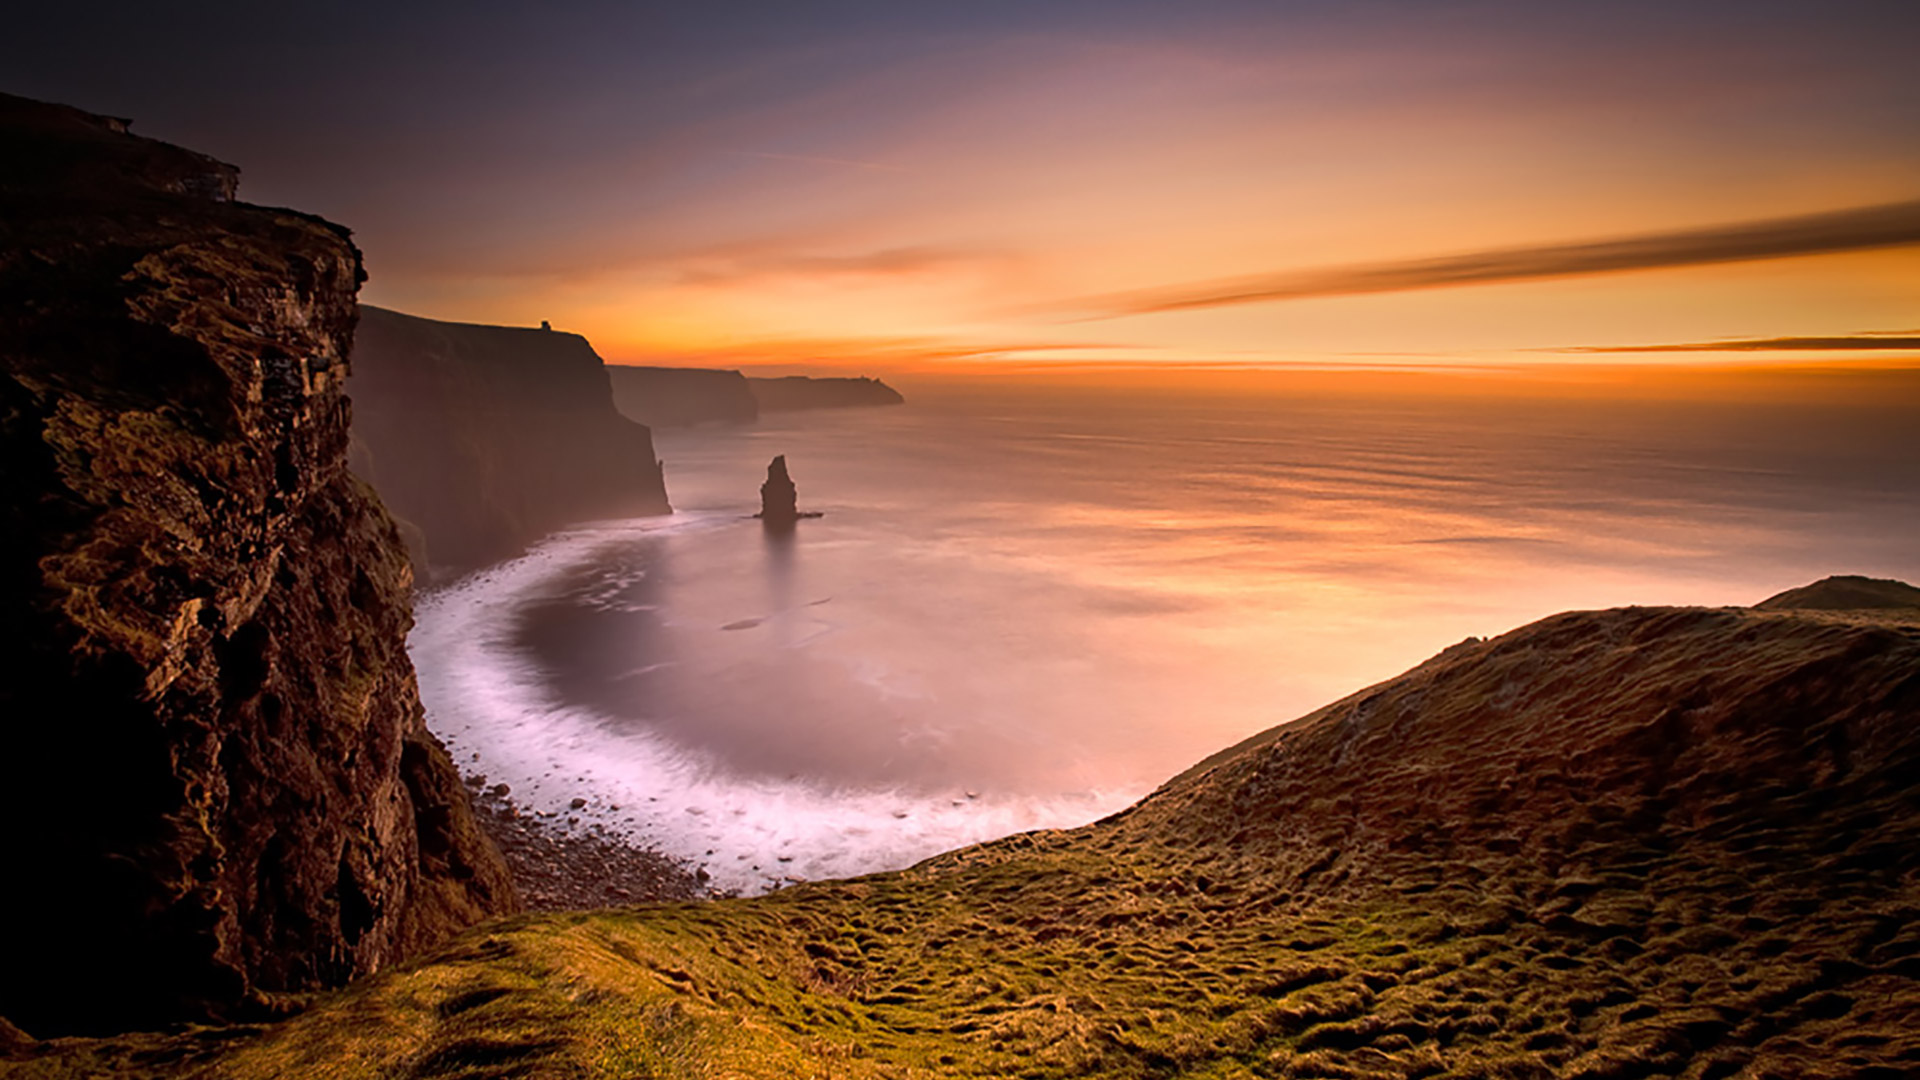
[[8, 1, 1919, 373]]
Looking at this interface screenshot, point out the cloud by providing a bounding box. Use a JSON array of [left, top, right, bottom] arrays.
[[1076, 199, 1920, 318], [676, 245, 984, 286], [1557, 331, 1920, 353], [607, 334, 1143, 371]]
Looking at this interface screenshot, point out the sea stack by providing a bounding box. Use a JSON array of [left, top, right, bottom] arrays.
[[758, 454, 800, 527]]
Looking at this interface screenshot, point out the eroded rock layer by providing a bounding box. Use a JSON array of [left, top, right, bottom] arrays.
[[0, 93, 513, 1036]]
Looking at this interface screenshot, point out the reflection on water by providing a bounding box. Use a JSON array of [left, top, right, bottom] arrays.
[[415, 369, 1920, 891]]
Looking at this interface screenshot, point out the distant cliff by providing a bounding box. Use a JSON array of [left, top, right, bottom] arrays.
[[349, 307, 671, 575], [607, 365, 758, 427], [749, 374, 904, 412], [607, 366, 903, 427], [0, 94, 513, 1035]]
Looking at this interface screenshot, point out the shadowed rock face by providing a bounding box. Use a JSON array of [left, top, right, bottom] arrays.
[[347, 306, 671, 575], [0, 93, 514, 1036]]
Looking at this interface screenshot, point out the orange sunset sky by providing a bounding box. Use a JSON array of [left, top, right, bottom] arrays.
[[11, 2, 1919, 374]]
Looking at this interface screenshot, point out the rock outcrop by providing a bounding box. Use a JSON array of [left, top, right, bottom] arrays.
[[348, 306, 671, 575], [0, 93, 514, 1036], [757, 454, 800, 526], [606, 364, 758, 427], [748, 374, 904, 412]]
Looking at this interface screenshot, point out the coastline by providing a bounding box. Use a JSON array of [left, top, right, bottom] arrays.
[[463, 778, 718, 907], [411, 516, 1143, 896], [417, 562, 721, 906]]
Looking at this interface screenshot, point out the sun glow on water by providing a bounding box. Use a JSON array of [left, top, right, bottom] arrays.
[[413, 370, 1920, 893]]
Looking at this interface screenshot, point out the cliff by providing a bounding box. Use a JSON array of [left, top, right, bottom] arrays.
[[605, 366, 904, 428], [20, 582, 1919, 1076], [0, 94, 513, 1037], [749, 374, 904, 412], [348, 307, 670, 575], [606, 364, 758, 427]]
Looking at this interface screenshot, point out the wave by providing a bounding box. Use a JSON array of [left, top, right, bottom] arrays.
[[410, 514, 1134, 895]]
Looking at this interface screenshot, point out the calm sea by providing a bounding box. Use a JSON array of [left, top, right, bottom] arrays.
[[412, 370, 1920, 892]]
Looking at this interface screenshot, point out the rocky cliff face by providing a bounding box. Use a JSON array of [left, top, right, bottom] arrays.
[[349, 306, 671, 575], [607, 364, 759, 427], [0, 94, 514, 1036]]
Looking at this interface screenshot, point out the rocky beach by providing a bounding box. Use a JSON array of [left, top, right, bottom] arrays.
[[462, 779, 714, 908]]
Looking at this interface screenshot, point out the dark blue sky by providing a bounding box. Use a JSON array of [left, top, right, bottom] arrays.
[[16, 2, 1915, 219]]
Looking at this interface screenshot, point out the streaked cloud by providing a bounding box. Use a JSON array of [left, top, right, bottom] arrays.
[[676, 245, 994, 286], [1557, 331, 1920, 354], [88, 3, 1901, 371], [611, 334, 1145, 372], [1073, 200, 1920, 318]]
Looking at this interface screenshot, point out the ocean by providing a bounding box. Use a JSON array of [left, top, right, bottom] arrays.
[[411, 369, 1920, 893]]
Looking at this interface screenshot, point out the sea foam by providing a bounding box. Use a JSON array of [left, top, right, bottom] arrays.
[[410, 514, 1132, 895]]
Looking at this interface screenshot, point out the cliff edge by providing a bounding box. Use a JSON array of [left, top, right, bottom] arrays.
[[18, 584, 1918, 1076], [0, 93, 514, 1036], [348, 306, 671, 575]]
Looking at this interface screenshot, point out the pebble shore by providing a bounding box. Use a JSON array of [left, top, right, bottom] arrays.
[[464, 778, 719, 908]]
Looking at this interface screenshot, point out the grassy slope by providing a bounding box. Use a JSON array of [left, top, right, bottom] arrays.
[[8, 603, 1920, 1080]]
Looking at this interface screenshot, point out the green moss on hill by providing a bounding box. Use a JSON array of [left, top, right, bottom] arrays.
[[8, 599, 1918, 1078]]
